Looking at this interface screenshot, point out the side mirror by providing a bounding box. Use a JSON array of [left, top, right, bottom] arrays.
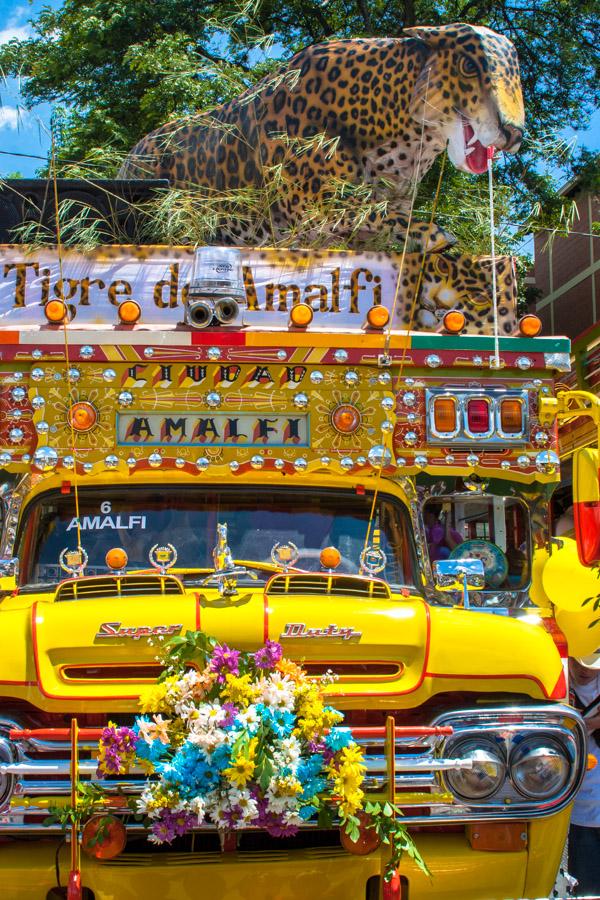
[[0, 558, 18, 595], [573, 448, 600, 566], [432, 558, 485, 608]]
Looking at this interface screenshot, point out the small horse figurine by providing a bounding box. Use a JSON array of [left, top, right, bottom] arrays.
[[210, 522, 240, 596]]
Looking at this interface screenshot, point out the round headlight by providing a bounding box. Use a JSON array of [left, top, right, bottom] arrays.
[[445, 738, 506, 801], [510, 736, 570, 800]]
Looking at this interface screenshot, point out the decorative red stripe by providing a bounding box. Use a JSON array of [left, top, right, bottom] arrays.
[[190, 332, 246, 346]]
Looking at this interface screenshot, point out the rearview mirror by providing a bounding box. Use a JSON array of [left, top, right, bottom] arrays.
[[573, 448, 600, 566], [433, 558, 485, 608]]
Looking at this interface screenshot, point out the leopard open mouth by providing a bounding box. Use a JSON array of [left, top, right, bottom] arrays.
[[462, 117, 492, 175]]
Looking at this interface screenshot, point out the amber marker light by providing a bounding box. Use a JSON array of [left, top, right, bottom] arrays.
[[518, 314, 542, 337], [105, 547, 128, 571], [340, 812, 381, 855], [289, 303, 313, 328], [365, 305, 390, 329], [82, 814, 127, 860], [320, 546, 341, 570], [118, 299, 141, 325], [433, 396, 457, 433], [68, 401, 98, 433], [500, 398, 523, 433], [331, 403, 361, 434], [442, 309, 466, 334], [44, 299, 68, 323]]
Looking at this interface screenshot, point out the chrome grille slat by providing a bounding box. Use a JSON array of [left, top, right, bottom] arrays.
[[55, 574, 184, 602], [0, 705, 586, 831], [267, 573, 391, 600]]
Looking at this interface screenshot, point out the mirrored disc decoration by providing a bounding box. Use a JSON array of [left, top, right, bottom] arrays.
[[149, 543, 178, 575], [271, 541, 300, 572]]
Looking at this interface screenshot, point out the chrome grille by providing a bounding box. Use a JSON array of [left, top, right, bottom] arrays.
[[267, 574, 391, 600], [55, 574, 184, 602], [0, 706, 585, 834]]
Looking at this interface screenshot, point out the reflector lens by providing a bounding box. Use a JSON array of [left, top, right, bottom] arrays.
[[500, 399, 523, 433], [82, 814, 127, 860], [44, 299, 68, 323], [68, 401, 98, 432], [105, 547, 128, 571], [331, 404, 361, 434], [289, 303, 313, 328], [433, 397, 457, 433], [366, 305, 390, 329], [443, 310, 466, 333], [320, 546, 341, 569], [467, 398, 490, 434], [340, 812, 381, 855], [519, 314, 542, 337], [118, 300, 141, 324]]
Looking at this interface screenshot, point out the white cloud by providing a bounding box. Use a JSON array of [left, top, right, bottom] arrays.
[[0, 24, 30, 43], [0, 106, 27, 130]]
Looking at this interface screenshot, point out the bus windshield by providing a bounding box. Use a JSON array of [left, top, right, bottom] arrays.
[[17, 485, 418, 588]]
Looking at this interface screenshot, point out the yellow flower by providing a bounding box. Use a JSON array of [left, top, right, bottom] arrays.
[[272, 775, 303, 797], [223, 738, 258, 789], [221, 673, 258, 708], [139, 676, 179, 714]]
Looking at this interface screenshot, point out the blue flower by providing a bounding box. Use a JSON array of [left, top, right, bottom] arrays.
[[299, 804, 319, 821], [325, 727, 352, 752], [255, 704, 295, 738]]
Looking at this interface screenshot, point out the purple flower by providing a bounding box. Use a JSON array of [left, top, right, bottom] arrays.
[[150, 817, 175, 844], [97, 724, 139, 777], [221, 702, 239, 728], [209, 644, 240, 681], [253, 640, 283, 670]]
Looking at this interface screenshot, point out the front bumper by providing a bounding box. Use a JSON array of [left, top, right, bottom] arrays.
[[0, 811, 569, 900]]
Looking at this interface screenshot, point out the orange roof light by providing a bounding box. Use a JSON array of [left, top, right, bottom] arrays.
[[68, 401, 98, 432], [105, 547, 128, 571], [44, 299, 69, 324], [320, 546, 341, 570], [500, 398, 523, 433], [518, 314, 542, 337], [365, 305, 390, 329], [118, 299, 141, 325], [289, 303, 313, 328], [443, 310, 466, 334], [433, 396, 457, 433], [331, 404, 361, 434]]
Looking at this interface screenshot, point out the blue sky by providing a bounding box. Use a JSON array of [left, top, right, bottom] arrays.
[[0, 0, 598, 182]]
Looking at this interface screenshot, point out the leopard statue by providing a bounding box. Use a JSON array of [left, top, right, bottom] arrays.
[[120, 22, 524, 250]]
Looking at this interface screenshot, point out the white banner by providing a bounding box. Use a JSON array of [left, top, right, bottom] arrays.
[[0, 246, 514, 332]]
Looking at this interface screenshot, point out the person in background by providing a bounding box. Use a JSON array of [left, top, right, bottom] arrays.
[[424, 504, 463, 562], [568, 655, 600, 896]]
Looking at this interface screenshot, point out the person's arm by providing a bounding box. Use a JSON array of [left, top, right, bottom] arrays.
[[444, 515, 461, 550]]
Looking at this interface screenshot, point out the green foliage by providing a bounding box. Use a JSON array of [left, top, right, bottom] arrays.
[[161, 629, 217, 675], [0, 0, 597, 261], [43, 781, 107, 831], [342, 801, 431, 881]]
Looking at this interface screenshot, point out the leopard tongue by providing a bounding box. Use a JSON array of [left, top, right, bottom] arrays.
[[463, 121, 490, 175]]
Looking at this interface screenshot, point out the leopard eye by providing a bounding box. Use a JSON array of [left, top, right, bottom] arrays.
[[458, 55, 479, 78]]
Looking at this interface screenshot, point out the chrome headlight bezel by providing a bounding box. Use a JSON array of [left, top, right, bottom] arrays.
[[433, 705, 587, 817]]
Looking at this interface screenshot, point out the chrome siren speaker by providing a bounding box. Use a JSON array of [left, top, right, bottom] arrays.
[[214, 297, 240, 324], [186, 298, 214, 329]]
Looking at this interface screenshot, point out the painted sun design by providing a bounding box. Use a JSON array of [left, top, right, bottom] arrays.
[[49, 386, 115, 450], [313, 389, 377, 451]]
